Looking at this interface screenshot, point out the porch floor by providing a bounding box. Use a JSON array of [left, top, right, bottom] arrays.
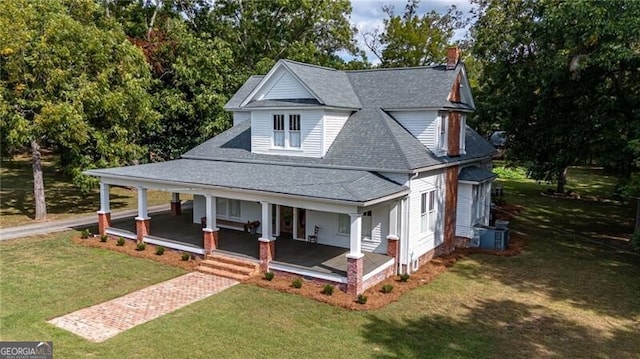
[[109, 208, 391, 277]]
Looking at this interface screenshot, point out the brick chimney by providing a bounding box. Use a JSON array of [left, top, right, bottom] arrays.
[[447, 73, 462, 156], [446, 47, 460, 70]]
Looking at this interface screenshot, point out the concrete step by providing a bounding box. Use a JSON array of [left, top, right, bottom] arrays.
[[196, 266, 250, 281], [206, 254, 259, 271], [199, 259, 257, 276]]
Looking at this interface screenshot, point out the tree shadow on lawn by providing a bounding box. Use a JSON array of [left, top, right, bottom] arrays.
[[451, 231, 640, 321], [363, 299, 639, 359]]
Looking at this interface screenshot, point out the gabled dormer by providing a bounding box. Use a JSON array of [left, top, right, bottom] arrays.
[[225, 60, 359, 158]]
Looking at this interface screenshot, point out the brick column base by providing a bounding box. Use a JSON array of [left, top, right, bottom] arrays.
[[259, 239, 275, 272], [203, 229, 219, 254], [98, 211, 111, 236], [170, 201, 182, 216], [347, 254, 364, 295], [135, 217, 150, 243], [386, 235, 400, 273]]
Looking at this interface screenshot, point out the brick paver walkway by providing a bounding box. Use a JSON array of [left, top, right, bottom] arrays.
[[48, 272, 237, 342]]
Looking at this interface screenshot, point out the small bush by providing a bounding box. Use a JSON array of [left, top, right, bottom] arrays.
[[356, 294, 368, 304], [136, 242, 146, 251], [321, 284, 335, 296], [116, 237, 125, 246], [155, 246, 165, 255], [80, 229, 90, 239], [399, 273, 410, 282], [181, 252, 190, 261], [381, 284, 394, 293], [100, 234, 108, 243], [291, 278, 303, 288], [264, 271, 275, 281]]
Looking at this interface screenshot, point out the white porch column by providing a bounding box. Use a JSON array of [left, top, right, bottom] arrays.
[[388, 201, 399, 240], [274, 204, 281, 237], [171, 192, 180, 203], [292, 207, 298, 239], [348, 213, 363, 257], [99, 182, 110, 213], [204, 194, 217, 230], [136, 187, 148, 219], [260, 201, 272, 240]]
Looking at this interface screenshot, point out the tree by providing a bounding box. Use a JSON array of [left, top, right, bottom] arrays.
[[471, 0, 640, 193], [0, 0, 157, 219], [363, 0, 466, 67]]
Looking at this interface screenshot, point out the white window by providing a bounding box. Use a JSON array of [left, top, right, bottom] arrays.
[[216, 198, 241, 219], [289, 114, 301, 148], [338, 214, 350, 235], [473, 182, 489, 224], [362, 211, 372, 239], [273, 114, 285, 147], [421, 190, 436, 233], [438, 113, 447, 154], [459, 114, 466, 154]]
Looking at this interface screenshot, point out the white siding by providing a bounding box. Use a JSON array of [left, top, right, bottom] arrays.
[[361, 205, 389, 254], [251, 109, 323, 157], [322, 110, 351, 155], [407, 170, 445, 259], [233, 112, 250, 126], [191, 195, 261, 230], [379, 172, 409, 186], [262, 70, 313, 100], [305, 210, 350, 248], [193, 194, 205, 224], [455, 183, 473, 238], [390, 110, 439, 151]]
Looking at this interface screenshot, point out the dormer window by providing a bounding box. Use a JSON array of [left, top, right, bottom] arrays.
[[437, 112, 448, 155], [273, 113, 302, 149]]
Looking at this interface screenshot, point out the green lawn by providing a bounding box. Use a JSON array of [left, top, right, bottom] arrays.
[[0, 154, 177, 228], [1, 167, 639, 358]]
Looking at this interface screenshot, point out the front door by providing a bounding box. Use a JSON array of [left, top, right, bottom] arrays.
[[280, 206, 294, 236], [296, 208, 306, 240]]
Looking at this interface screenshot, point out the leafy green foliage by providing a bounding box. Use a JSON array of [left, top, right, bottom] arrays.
[[399, 273, 410, 282], [181, 252, 190, 261], [321, 284, 334, 296], [117, 237, 126, 246], [356, 294, 368, 304], [364, 0, 466, 67], [493, 166, 528, 180], [381, 284, 394, 293], [80, 229, 91, 239], [291, 278, 303, 289], [100, 235, 108, 243], [155, 246, 165, 255], [136, 242, 146, 251], [264, 272, 275, 281]]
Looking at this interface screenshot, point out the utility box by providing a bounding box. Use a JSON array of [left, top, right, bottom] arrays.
[[478, 227, 509, 251]]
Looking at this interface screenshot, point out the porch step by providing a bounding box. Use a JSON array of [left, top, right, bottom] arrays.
[[196, 254, 259, 281]]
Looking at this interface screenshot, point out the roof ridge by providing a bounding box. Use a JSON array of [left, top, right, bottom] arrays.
[[281, 59, 341, 72], [376, 109, 412, 169], [345, 64, 454, 73]]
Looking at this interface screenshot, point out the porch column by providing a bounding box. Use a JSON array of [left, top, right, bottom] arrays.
[[203, 194, 219, 253], [97, 182, 111, 236], [135, 187, 150, 243], [274, 204, 281, 237], [386, 201, 400, 270], [259, 201, 275, 272], [347, 213, 364, 295], [170, 192, 181, 216], [292, 207, 298, 239]]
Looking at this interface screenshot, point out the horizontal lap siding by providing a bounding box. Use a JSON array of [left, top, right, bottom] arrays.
[[456, 184, 473, 238], [263, 70, 313, 99], [408, 170, 445, 259], [233, 112, 250, 126], [251, 109, 323, 157], [323, 110, 351, 155], [306, 210, 349, 249], [390, 110, 439, 151]]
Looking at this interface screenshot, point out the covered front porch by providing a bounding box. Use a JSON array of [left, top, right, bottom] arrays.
[[107, 208, 394, 284]]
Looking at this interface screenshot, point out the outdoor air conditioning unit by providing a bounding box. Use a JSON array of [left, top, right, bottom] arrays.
[[475, 224, 509, 251]]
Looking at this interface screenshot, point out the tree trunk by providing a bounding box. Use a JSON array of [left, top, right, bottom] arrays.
[[556, 166, 568, 194], [31, 140, 47, 220]]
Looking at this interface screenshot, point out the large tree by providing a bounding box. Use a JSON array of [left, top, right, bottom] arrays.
[[472, 0, 640, 193], [363, 0, 466, 67], [0, 0, 157, 219]]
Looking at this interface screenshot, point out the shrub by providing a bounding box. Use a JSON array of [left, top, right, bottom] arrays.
[[399, 273, 410, 282], [155, 246, 165, 255], [493, 166, 527, 180], [291, 278, 303, 288], [136, 242, 146, 251], [80, 229, 90, 239], [100, 234, 108, 243], [264, 271, 275, 281], [116, 237, 125, 246], [381, 284, 394, 293], [356, 294, 368, 304], [181, 252, 190, 261], [321, 284, 334, 295]]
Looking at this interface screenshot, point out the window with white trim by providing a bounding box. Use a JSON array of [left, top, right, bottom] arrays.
[[362, 211, 372, 239], [438, 112, 447, 154], [459, 114, 466, 154], [216, 198, 242, 219], [338, 214, 350, 235], [273, 114, 285, 147], [421, 190, 436, 233], [289, 114, 301, 148], [472, 182, 490, 224]]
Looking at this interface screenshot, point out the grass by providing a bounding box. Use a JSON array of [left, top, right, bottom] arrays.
[[1, 167, 639, 358], [0, 153, 183, 228]]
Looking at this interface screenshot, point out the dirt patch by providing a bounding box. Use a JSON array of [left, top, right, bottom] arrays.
[[72, 236, 201, 271]]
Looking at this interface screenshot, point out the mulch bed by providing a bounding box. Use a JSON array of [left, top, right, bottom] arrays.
[[73, 203, 527, 311]]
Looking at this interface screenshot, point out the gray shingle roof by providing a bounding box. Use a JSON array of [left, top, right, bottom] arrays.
[[85, 159, 407, 204], [459, 166, 496, 183], [224, 75, 264, 110], [244, 99, 321, 108]]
